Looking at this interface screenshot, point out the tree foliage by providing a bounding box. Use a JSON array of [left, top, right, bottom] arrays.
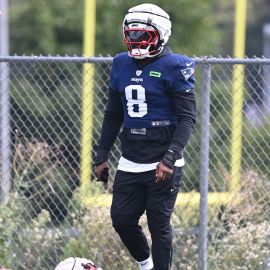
[[10, 0, 83, 55], [9, 0, 270, 56], [10, 0, 222, 56], [95, 0, 222, 56]]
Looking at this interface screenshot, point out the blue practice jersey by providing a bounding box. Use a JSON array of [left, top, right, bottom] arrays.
[[95, 47, 197, 165], [109, 52, 195, 128]]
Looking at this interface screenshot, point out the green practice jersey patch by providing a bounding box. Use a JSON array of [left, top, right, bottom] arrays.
[[149, 71, 161, 78]]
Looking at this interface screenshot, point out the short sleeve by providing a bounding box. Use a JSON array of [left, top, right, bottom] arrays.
[[170, 56, 195, 93]]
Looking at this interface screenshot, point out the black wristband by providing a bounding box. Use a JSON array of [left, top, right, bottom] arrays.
[[162, 150, 179, 169], [94, 159, 107, 167], [95, 149, 109, 166]]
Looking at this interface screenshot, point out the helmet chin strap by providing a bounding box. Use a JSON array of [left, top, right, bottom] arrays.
[[129, 45, 164, 59], [130, 49, 149, 59]]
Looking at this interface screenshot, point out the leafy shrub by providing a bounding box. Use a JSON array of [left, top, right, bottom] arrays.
[[0, 196, 67, 270], [0, 132, 78, 268], [208, 221, 270, 270], [208, 170, 270, 269], [229, 170, 270, 224], [12, 131, 77, 223]]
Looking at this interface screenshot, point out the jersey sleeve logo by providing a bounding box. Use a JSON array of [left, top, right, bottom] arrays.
[[181, 67, 194, 80]]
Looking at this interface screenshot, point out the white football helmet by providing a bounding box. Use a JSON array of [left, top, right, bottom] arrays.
[[54, 257, 102, 270], [123, 3, 171, 59]]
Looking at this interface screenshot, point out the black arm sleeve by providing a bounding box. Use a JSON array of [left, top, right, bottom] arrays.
[[95, 91, 123, 164], [168, 91, 197, 157]]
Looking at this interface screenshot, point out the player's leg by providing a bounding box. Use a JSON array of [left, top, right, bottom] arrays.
[[110, 170, 151, 265], [146, 167, 183, 270]]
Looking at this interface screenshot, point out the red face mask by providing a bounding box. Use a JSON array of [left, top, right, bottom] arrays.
[[124, 28, 160, 57]]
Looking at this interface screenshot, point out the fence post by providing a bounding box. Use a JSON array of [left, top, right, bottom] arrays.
[[0, 0, 11, 202], [199, 64, 211, 270], [263, 23, 270, 114], [80, 0, 96, 194]]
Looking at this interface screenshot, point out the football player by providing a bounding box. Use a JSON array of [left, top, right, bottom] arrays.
[[95, 3, 196, 270]]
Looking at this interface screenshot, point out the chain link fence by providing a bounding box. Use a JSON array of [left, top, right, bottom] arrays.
[[0, 56, 269, 270]]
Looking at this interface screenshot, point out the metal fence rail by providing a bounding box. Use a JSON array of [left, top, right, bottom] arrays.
[[0, 56, 269, 270]]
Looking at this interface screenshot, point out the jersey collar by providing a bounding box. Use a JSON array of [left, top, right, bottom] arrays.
[[134, 46, 172, 68]]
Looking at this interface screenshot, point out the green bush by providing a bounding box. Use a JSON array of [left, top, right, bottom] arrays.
[[0, 197, 67, 270], [12, 131, 76, 224], [208, 170, 270, 269], [0, 131, 78, 269], [208, 221, 270, 270]]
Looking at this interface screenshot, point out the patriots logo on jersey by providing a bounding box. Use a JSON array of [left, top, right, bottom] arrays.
[[181, 67, 194, 81], [136, 70, 142, 76]]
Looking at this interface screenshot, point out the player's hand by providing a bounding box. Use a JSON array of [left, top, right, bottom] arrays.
[[94, 161, 109, 184], [155, 161, 173, 182]]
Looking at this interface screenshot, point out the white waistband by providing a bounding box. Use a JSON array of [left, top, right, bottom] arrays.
[[117, 156, 185, 173]]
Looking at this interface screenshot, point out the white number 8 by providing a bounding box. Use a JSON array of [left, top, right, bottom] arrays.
[[125, 85, 148, 117]]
